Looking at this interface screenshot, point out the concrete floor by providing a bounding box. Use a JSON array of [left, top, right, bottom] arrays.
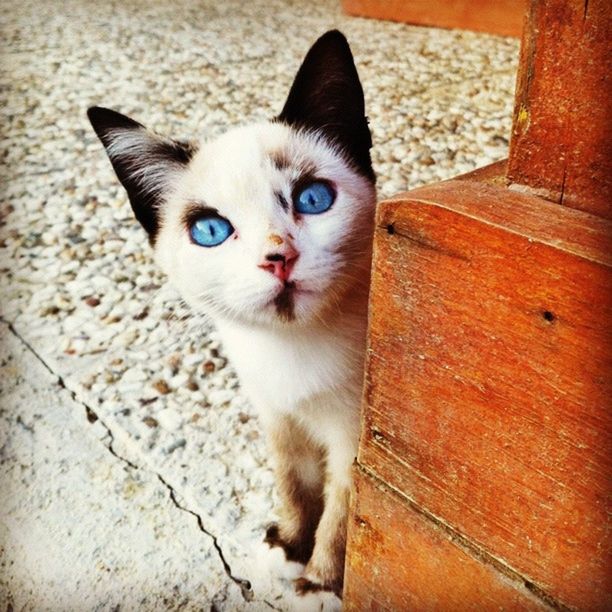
[[0, 0, 518, 609], [0, 322, 251, 610]]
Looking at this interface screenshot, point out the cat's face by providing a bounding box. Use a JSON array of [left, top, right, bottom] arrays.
[[156, 122, 375, 326], [88, 31, 375, 327]]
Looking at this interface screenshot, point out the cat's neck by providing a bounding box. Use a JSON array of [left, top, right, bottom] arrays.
[[213, 287, 370, 413]]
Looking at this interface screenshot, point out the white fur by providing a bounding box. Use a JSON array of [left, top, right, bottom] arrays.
[[148, 120, 375, 596], [254, 540, 305, 581], [253, 542, 341, 611], [154, 121, 375, 435], [106, 128, 183, 200], [288, 589, 343, 612]]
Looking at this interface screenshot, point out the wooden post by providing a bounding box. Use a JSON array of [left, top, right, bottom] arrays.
[[344, 2, 612, 610], [507, 0, 612, 218]]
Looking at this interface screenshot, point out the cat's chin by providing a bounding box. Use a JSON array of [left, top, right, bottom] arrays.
[[248, 287, 324, 328], [186, 288, 323, 329], [268, 282, 318, 324], [183, 271, 362, 330]]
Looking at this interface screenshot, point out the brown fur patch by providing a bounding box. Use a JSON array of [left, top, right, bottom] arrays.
[[274, 281, 296, 321], [294, 577, 335, 595], [264, 523, 311, 564], [270, 149, 291, 171], [301, 484, 350, 597], [266, 416, 325, 565], [274, 191, 290, 212], [270, 148, 317, 179]]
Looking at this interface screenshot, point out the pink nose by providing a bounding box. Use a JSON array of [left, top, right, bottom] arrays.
[[259, 248, 299, 282]]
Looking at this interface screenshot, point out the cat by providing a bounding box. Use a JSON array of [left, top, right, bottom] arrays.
[[87, 30, 376, 599]]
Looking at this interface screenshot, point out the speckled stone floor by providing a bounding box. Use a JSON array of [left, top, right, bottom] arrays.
[[0, 0, 519, 609]]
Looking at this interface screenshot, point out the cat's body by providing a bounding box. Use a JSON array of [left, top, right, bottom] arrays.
[[88, 31, 376, 597]]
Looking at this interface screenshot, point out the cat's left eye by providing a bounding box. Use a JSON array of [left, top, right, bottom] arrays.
[[190, 215, 234, 247], [294, 181, 335, 215]]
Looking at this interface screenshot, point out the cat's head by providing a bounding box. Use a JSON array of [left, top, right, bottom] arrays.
[[88, 30, 376, 328]]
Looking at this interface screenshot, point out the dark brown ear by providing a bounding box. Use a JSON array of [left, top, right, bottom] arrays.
[[278, 30, 374, 182], [87, 106, 197, 241]]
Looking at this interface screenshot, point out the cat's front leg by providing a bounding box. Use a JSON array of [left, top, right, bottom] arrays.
[[294, 476, 349, 597], [264, 414, 325, 565], [295, 426, 356, 598]]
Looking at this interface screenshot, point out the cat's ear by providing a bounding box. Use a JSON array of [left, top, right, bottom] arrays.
[[87, 106, 196, 240], [278, 30, 374, 181]]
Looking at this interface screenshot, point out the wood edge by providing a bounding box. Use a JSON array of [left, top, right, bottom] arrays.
[[346, 462, 561, 610], [453, 159, 509, 185], [378, 180, 612, 267]]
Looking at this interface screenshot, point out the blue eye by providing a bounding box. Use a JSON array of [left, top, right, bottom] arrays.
[[190, 215, 234, 247], [295, 181, 335, 215]]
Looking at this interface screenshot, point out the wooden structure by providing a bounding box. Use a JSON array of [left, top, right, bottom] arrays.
[[342, 0, 526, 37], [344, 1, 612, 610]]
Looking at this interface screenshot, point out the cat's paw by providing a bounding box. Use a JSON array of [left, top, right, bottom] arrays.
[[290, 578, 342, 612], [253, 542, 304, 581], [294, 558, 343, 598], [264, 523, 312, 565], [294, 576, 336, 595], [252, 526, 305, 584]]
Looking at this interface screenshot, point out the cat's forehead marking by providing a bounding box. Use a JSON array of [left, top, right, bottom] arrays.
[[270, 149, 291, 172], [268, 143, 318, 179], [268, 151, 320, 216]]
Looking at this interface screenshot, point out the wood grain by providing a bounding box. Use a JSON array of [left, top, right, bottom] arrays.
[[357, 177, 612, 609], [344, 465, 550, 611], [342, 0, 526, 37], [507, 0, 612, 218]]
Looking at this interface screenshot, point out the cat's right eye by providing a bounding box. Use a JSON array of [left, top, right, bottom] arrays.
[[294, 181, 335, 215], [190, 215, 234, 247]]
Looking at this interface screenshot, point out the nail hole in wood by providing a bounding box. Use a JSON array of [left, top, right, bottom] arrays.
[[386, 223, 395, 235], [542, 310, 555, 322], [371, 428, 387, 445]]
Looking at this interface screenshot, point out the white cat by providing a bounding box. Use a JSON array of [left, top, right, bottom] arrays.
[[88, 30, 376, 598]]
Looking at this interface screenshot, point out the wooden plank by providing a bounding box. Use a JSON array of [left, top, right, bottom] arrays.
[[342, 0, 526, 37], [507, 0, 612, 218], [344, 465, 551, 611], [396, 177, 612, 265], [358, 178, 612, 609]]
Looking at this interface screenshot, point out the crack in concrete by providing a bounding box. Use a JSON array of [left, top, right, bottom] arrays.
[[1, 317, 58, 379], [0, 318, 140, 471], [90, 406, 255, 603], [155, 472, 254, 602], [1, 317, 255, 605]]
